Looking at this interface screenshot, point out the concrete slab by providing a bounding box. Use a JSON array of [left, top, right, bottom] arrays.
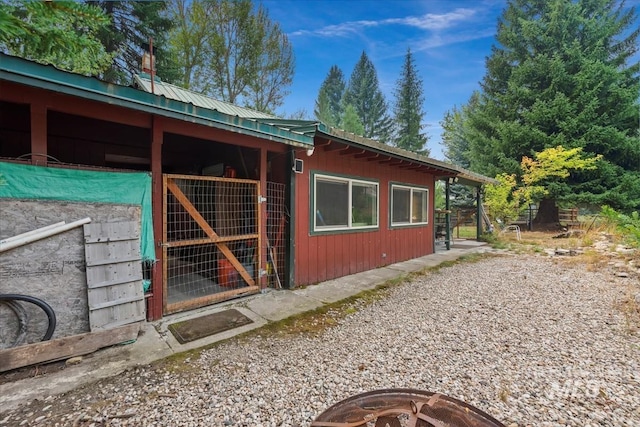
[[243, 289, 323, 322], [156, 306, 268, 352], [0, 323, 172, 411]]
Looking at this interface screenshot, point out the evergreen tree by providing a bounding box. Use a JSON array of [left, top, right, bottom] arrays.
[[441, 91, 480, 168], [0, 1, 112, 75], [88, 1, 182, 85], [340, 104, 365, 136], [342, 51, 393, 142], [393, 48, 428, 154], [466, 0, 640, 213], [314, 65, 345, 127]]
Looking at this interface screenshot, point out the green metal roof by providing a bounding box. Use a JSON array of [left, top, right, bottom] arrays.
[[134, 74, 277, 120], [0, 54, 495, 185], [0, 53, 312, 148], [255, 119, 496, 185]]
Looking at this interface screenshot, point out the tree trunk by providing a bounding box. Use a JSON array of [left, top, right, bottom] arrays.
[[533, 198, 559, 229]]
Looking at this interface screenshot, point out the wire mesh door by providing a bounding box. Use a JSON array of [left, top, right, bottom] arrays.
[[163, 174, 261, 314]]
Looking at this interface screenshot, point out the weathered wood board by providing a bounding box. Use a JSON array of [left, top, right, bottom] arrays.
[[84, 221, 145, 331], [0, 323, 140, 372]]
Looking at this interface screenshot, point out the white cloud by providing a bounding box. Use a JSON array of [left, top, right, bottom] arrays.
[[386, 8, 476, 30], [290, 8, 478, 38]]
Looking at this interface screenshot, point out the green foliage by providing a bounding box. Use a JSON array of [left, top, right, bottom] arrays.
[[0, 0, 112, 75], [434, 181, 446, 210], [517, 146, 602, 204], [465, 0, 640, 212], [393, 48, 428, 154], [167, 0, 294, 113], [441, 91, 480, 168], [342, 51, 393, 142], [89, 1, 181, 85], [315, 65, 345, 127], [600, 205, 640, 247], [484, 173, 522, 223], [340, 104, 365, 136]]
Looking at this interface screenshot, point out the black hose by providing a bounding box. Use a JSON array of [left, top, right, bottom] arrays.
[[0, 300, 28, 347], [0, 294, 57, 343]]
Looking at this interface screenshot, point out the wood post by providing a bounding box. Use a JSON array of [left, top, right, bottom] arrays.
[[148, 116, 164, 321], [30, 100, 47, 166]]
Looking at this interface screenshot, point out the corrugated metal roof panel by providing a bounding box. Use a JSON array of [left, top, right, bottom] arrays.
[[0, 53, 312, 147], [134, 75, 276, 119]]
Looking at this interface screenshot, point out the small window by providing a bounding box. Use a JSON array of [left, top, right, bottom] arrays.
[[391, 184, 428, 226], [313, 173, 378, 232]]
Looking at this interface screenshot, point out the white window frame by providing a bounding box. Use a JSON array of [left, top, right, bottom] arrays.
[[390, 184, 429, 227], [313, 173, 379, 232]]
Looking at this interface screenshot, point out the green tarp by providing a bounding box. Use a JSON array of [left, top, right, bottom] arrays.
[[0, 162, 155, 262]]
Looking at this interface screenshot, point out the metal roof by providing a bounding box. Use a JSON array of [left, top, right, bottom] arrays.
[[0, 53, 312, 148], [0, 54, 495, 186], [134, 74, 276, 120], [255, 119, 497, 185]]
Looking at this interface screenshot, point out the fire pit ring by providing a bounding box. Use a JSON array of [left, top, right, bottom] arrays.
[[311, 388, 505, 427]]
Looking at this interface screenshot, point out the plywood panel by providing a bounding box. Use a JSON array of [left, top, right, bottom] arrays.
[[84, 221, 145, 331], [0, 200, 142, 341]]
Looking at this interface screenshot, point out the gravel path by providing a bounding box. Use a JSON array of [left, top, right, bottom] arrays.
[[1, 254, 639, 427]]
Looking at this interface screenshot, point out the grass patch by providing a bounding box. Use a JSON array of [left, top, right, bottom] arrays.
[[619, 286, 640, 335], [151, 347, 204, 374]]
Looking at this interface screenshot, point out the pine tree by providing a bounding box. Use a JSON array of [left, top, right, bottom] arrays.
[[441, 91, 481, 168], [88, 1, 182, 85], [314, 65, 345, 127], [393, 48, 428, 154], [466, 0, 640, 213], [340, 104, 365, 135], [0, 1, 112, 75], [342, 51, 393, 142]]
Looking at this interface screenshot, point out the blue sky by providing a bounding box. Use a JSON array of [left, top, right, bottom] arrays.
[[263, 0, 507, 159]]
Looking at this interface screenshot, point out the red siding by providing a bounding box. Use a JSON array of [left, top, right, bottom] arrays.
[[293, 146, 435, 286]]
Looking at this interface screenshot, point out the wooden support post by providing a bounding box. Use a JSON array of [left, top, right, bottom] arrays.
[[30, 100, 47, 166], [148, 117, 164, 321], [476, 186, 482, 239], [445, 180, 451, 250], [259, 147, 268, 289]]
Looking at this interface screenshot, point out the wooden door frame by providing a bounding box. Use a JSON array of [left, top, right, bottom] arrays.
[[162, 174, 261, 313]]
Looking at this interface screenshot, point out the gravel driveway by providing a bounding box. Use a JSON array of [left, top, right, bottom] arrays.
[[1, 254, 639, 426]]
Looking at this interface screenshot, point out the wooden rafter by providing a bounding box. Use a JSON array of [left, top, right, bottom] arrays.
[[340, 148, 367, 156], [370, 155, 393, 163], [354, 152, 379, 160], [324, 143, 350, 152]]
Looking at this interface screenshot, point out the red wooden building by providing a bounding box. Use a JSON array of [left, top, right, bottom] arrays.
[[0, 53, 493, 325]]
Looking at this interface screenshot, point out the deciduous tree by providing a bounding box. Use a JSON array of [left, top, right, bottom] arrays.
[[168, 0, 294, 113]]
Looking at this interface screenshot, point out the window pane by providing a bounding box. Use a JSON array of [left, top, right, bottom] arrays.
[[316, 179, 348, 227], [352, 182, 378, 226], [412, 190, 428, 223], [392, 187, 410, 223]]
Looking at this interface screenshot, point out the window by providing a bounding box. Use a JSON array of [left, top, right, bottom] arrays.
[[313, 173, 378, 232], [391, 184, 428, 226]]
